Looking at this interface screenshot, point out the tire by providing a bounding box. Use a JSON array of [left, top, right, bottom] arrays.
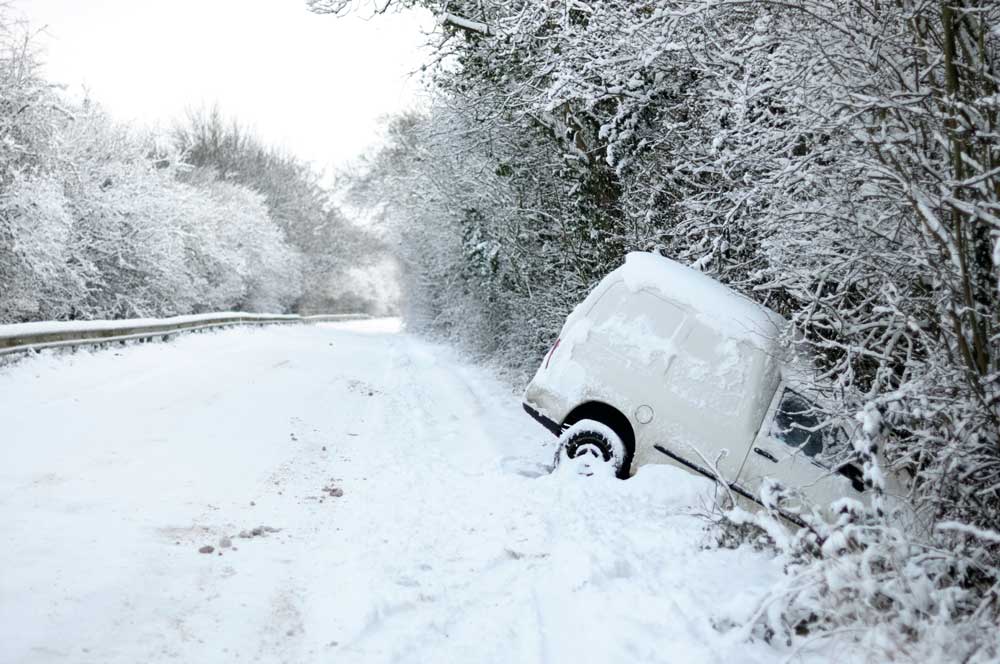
[[554, 419, 630, 479]]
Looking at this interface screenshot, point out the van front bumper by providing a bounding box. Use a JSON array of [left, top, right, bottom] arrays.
[[522, 403, 563, 437]]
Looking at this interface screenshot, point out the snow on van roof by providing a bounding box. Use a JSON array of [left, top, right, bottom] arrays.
[[620, 252, 786, 346]]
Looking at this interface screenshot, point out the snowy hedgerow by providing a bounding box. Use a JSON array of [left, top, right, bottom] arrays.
[[0, 10, 312, 322]]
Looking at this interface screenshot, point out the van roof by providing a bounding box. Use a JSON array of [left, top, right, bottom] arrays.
[[617, 252, 786, 347]]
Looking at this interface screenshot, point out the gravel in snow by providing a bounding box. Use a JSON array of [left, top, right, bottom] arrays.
[[0, 318, 824, 663]]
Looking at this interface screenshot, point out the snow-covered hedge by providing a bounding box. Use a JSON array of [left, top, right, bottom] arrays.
[[1, 12, 306, 323]]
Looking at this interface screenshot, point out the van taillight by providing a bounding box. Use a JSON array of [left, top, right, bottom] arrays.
[[545, 338, 561, 369]]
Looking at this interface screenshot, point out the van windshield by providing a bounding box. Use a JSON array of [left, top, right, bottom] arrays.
[[770, 388, 847, 459]]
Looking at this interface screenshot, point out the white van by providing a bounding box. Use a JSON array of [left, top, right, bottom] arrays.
[[523, 252, 874, 521]]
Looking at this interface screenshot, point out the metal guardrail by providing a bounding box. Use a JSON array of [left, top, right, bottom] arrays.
[[0, 313, 370, 359]]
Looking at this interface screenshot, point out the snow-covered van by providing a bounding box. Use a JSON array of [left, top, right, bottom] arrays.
[[523, 252, 875, 520]]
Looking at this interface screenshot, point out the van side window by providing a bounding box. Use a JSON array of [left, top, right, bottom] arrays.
[[770, 389, 845, 458]]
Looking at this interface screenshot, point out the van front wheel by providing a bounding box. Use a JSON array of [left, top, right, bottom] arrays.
[[555, 419, 629, 479]]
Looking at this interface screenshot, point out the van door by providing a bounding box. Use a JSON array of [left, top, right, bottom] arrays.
[[737, 383, 865, 513], [647, 319, 766, 483], [581, 284, 686, 390]]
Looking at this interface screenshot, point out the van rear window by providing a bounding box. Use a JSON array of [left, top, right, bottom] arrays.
[[589, 282, 685, 340]]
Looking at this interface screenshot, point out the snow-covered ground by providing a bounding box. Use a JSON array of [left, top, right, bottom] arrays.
[[1, 319, 799, 664]]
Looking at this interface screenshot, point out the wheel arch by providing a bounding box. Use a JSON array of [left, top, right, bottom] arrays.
[[562, 401, 636, 462]]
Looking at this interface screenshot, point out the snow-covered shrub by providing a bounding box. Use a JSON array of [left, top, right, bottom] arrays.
[[198, 178, 304, 313], [0, 9, 77, 320], [172, 107, 380, 313], [55, 114, 201, 318], [0, 173, 82, 320], [0, 12, 61, 184]]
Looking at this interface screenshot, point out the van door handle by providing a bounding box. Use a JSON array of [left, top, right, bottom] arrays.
[[753, 447, 779, 463]]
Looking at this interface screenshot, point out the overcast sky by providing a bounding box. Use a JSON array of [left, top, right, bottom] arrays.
[[16, 0, 434, 174]]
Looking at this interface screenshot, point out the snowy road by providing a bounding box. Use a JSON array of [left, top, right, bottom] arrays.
[[1, 320, 793, 664]]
